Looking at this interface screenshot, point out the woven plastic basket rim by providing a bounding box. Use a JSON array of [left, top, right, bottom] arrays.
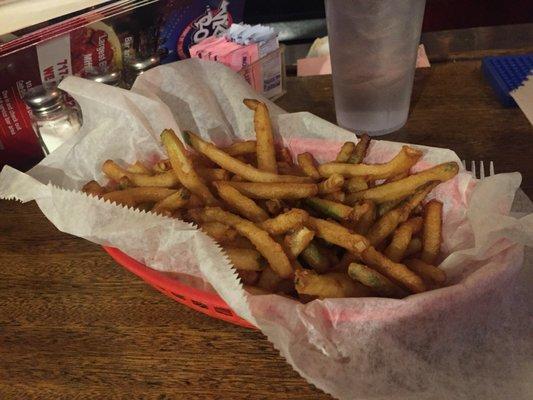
[[103, 246, 255, 329]]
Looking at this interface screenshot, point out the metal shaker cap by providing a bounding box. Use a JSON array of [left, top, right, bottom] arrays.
[[128, 54, 160, 72], [86, 70, 122, 86], [23, 86, 63, 116]]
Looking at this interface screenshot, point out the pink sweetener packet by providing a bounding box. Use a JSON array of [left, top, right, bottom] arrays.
[[226, 43, 261, 91], [208, 41, 241, 62], [190, 37, 226, 59]]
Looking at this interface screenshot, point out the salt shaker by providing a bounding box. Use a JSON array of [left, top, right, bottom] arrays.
[[24, 86, 82, 155]]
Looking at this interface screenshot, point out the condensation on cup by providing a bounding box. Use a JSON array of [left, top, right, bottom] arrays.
[[326, 0, 426, 136]]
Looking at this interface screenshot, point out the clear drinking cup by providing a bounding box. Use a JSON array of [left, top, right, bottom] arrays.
[[325, 0, 426, 135]]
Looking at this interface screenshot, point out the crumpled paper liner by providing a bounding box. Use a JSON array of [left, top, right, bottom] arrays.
[[1, 59, 532, 399]]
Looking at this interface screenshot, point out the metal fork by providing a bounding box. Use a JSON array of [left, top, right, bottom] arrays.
[[461, 160, 495, 179]]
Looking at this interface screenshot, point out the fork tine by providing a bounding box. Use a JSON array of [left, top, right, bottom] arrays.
[[490, 161, 495, 176], [461, 159, 466, 169], [480, 160, 485, 179], [471, 160, 476, 179]]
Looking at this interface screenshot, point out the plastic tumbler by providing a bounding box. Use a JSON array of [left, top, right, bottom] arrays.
[[325, 0, 426, 135]]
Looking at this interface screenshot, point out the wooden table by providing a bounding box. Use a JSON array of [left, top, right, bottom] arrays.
[[1, 34, 532, 399]]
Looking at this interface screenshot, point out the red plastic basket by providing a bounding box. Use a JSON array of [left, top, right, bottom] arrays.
[[103, 246, 256, 329]]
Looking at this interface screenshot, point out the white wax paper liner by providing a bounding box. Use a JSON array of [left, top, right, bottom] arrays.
[[1, 59, 532, 399]]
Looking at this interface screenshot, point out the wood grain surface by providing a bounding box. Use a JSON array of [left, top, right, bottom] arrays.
[[1, 45, 532, 400]]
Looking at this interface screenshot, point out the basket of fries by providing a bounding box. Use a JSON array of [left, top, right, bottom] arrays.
[[1, 59, 531, 400]]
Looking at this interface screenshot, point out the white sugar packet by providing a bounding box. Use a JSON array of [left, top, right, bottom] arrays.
[[1, 59, 532, 400]]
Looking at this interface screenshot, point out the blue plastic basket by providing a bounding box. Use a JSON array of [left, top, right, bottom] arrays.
[[482, 54, 533, 107]]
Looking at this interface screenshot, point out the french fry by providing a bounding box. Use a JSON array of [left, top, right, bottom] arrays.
[[421, 200, 443, 264], [304, 197, 352, 220], [278, 147, 294, 165], [277, 161, 300, 176], [160, 129, 218, 205], [82, 180, 106, 197], [377, 198, 403, 217], [102, 187, 177, 208], [221, 181, 318, 199], [214, 181, 269, 222], [127, 161, 152, 175], [323, 191, 346, 203], [307, 217, 369, 254], [295, 269, 372, 298], [384, 170, 409, 184], [199, 207, 293, 278], [384, 217, 424, 262], [354, 200, 376, 235], [335, 142, 356, 162], [257, 266, 284, 292], [237, 270, 259, 285], [222, 140, 256, 156], [300, 242, 331, 273], [334, 251, 360, 273], [152, 187, 190, 214], [297, 152, 321, 180], [198, 168, 230, 182], [259, 208, 309, 235], [347, 162, 459, 203], [345, 176, 368, 193], [184, 193, 204, 209], [366, 182, 438, 246], [362, 246, 426, 293], [152, 159, 171, 173], [103, 160, 179, 187], [405, 259, 446, 286], [319, 146, 422, 180], [284, 226, 315, 257], [347, 262, 406, 298], [404, 237, 422, 257], [183, 131, 310, 183], [318, 173, 345, 194], [264, 199, 284, 215], [348, 133, 370, 164], [224, 247, 264, 271], [244, 99, 277, 173], [244, 285, 271, 295], [225, 236, 256, 249], [200, 221, 238, 243]]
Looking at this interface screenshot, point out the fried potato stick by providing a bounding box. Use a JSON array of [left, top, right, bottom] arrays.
[[284, 226, 315, 258], [221, 181, 318, 199], [152, 187, 190, 214], [259, 208, 309, 235], [295, 270, 372, 298], [297, 152, 321, 180], [307, 217, 369, 254], [405, 258, 446, 286], [347, 262, 406, 298], [103, 160, 179, 187], [214, 181, 269, 222], [318, 173, 345, 194], [347, 162, 459, 203], [421, 199, 443, 264], [224, 247, 264, 271], [222, 140, 256, 156], [160, 129, 218, 205], [335, 142, 356, 162], [384, 217, 424, 262], [102, 187, 177, 208], [362, 246, 426, 293], [348, 133, 370, 164], [199, 207, 293, 278], [244, 99, 277, 173], [319, 146, 422, 180], [183, 131, 310, 183]]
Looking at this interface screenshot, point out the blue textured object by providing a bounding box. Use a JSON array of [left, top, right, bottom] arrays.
[[482, 54, 533, 107]]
